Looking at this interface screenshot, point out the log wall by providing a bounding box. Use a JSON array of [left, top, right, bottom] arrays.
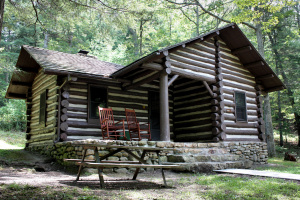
[[173, 78, 212, 142], [26, 69, 58, 147], [215, 37, 260, 141]]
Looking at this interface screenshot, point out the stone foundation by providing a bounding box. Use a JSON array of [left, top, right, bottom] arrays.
[[26, 140, 268, 173]]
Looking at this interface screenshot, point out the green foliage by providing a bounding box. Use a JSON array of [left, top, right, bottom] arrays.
[[0, 99, 26, 131], [0, 130, 26, 147]]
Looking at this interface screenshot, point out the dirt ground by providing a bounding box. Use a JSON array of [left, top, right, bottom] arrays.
[[0, 149, 209, 199]]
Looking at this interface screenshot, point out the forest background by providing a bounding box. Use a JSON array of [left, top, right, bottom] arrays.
[[0, 0, 299, 148]]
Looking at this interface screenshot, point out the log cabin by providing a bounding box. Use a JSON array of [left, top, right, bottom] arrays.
[[6, 23, 285, 148]]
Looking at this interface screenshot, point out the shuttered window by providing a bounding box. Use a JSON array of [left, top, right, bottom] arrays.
[[235, 91, 247, 122], [88, 85, 107, 124], [39, 90, 47, 125]]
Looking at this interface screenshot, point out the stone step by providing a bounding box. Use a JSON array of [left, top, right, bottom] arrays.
[[167, 154, 240, 163], [173, 147, 230, 155], [166, 161, 248, 173]]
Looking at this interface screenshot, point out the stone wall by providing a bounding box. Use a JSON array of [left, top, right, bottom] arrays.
[[26, 140, 268, 173]]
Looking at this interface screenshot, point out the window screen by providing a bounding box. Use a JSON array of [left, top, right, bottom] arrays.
[[89, 86, 107, 119], [39, 91, 47, 124], [235, 91, 247, 122]]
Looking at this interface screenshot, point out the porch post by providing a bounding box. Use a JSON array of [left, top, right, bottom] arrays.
[[159, 69, 170, 141]]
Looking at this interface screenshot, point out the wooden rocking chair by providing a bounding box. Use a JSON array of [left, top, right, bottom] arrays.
[[125, 108, 151, 141], [98, 107, 127, 140]]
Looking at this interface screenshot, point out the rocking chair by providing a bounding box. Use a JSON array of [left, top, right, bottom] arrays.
[[125, 108, 151, 141], [98, 107, 127, 140]]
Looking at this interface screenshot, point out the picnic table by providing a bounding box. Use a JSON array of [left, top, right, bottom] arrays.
[[64, 143, 179, 188]]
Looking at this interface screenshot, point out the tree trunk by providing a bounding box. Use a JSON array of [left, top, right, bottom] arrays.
[[263, 94, 276, 156], [268, 32, 300, 147], [256, 23, 276, 156], [44, 31, 49, 48], [139, 19, 143, 56], [277, 90, 283, 146], [128, 27, 139, 57], [0, 0, 5, 42], [195, 6, 200, 36]]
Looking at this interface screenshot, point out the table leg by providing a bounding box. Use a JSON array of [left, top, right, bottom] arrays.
[[157, 151, 167, 186], [76, 148, 87, 181], [132, 150, 147, 180], [94, 147, 105, 188]]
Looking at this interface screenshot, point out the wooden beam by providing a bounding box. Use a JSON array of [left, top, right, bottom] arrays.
[[142, 63, 163, 71], [171, 67, 216, 83], [202, 81, 214, 97], [16, 66, 39, 73], [11, 81, 32, 87], [123, 72, 160, 90], [168, 75, 179, 87], [160, 70, 170, 141], [244, 61, 264, 69], [231, 45, 252, 55], [7, 93, 27, 99], [264, 86, 285, 93], [255, 74, 274, 81]]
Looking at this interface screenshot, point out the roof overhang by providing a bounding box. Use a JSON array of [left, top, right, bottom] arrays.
[[111, 23, 285, 93]]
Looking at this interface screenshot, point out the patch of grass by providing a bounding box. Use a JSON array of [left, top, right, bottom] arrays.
[[255, 158, 300, 174], [0, 130, 26, 147], [0, 183, 100, 200], [195, 174, 300, 200]]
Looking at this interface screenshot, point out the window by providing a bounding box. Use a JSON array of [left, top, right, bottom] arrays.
[[88, 85, 107, 124], [39, 90, 47, 125], [235, 91, 247, 122]]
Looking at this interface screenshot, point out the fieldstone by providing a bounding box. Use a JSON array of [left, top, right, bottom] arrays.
[[184, 143, 193, 148], [174, 143, 184, 148], [114, 168, 128, 173], [194, 155, 210, 162], [86, 149, 94, 155], [156, 141, 167, 148], [85, 155, 94, 160], [208, 143, 221, 147], [197, 143, 208, 148], [107, 157, 119, 161], [167, 155, 194, 163], [236, 151, 242, 155], [98, 151, 110, 156], [120, 157, 128, 161], [147, 141, 156, 146], [138, 141, 147, 146]]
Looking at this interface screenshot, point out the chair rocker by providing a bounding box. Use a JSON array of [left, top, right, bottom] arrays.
[[125, 108, 151, 141], [98, 107, 127, 140]]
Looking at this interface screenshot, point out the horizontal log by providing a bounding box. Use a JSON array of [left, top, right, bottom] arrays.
[[171, 66, 216, 83], [224, 121, 258, 128], [223, 88, 256, 98], [68, 90, 88, 97], [61, 122, 68, 131], [223, 74, 255, 87], [174, 119, 211, 129], [68, 107, 87, 113], [174, 105, 211, 115], [224, 114, 258, 122], [61, 100, 69, 108], [211, 113, 225, 121], [65, 130, 101, 136], [224, 94, 257, 105], [172, 51, 215, 66], [61, 114, 68, 122], [223, 80, 256, 92], [62, 91, 70, 99], [224, 101, 257, 110], [170, 55, 215, 75], [213, 137, 219, 142], [244, 61, 264, 69], [217, 132, 226, 140], [109, 95, 148, 105], [142, 63, 163, 71], [66, 112, 87, 119], [225, 129, 259, 135], [67, 121, 101, 129], [68, 98, 88, 105], [124, 72, 160, 90], [69, 83, 88, 90], [175, 98, 211, 110], [175, 112, 211, 122]]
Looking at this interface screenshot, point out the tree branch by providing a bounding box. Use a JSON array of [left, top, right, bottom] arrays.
[[180, 8, 196, 25]]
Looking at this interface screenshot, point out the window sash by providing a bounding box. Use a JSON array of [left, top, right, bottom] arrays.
[[235, 91, 247, 122]]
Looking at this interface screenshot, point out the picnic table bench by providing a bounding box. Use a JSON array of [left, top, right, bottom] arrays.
[[64, 144, 179, 188]]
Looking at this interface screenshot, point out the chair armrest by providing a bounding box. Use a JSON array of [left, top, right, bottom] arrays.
[[114, 119, 124, 125]]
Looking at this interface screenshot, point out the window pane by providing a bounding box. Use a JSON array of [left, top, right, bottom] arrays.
[[235, 92, 247, 121], [89, 86, 107, 119]]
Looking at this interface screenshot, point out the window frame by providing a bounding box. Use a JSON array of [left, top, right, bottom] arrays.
[[234, 91, 248, 122], [39, 90, 47, 126], [87, 84, 108, 124]]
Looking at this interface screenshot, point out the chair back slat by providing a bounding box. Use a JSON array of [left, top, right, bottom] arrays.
[[125, 108, 137, 128], [98, 107, 114, 127]]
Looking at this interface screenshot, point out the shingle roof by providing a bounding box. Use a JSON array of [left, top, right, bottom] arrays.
[[19, 45, 124, 76]]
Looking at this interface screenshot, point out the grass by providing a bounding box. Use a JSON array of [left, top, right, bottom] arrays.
[[0, 184, 100, 200], [0, 130, 26, 148]]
